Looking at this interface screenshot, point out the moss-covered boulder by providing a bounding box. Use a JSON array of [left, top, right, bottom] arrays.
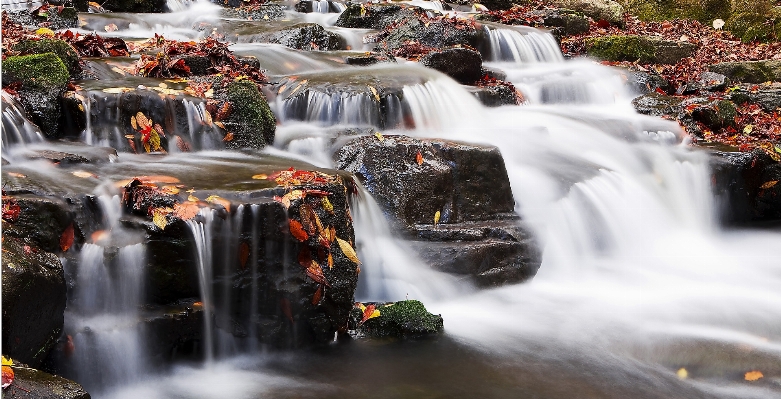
[[257, 23, 343, 51], [725, 0, 781, 43], [2, 366, 90, 399], [619, 0, 731, 23], [2, 234, 67, 368], [553, 0, 624, 25], [586, 35, 696, 64], [222, 80, 276, 149], [13, 39, 81, 76], [348, 300, 443, 339], [2, 53, 70, 138], [684, 98, 737, 130], [709, 60, 781, 84], [74, 0, 167, 12]]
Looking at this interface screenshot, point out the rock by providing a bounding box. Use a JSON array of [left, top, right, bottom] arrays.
[[709, 60, 781, 84], [478, 0, 514, 11], [143, 302, 204, 361], [220, 4, 286, 20], [348, 300, 443, 339], [19, 146, 119, 165], [44, 6, 79, 30], [533, 9, 590, 37], [2, 366, 90, 399], [631, 92, 683, 117], [586, 35, 696, 64], [1, 195, 73, 253], [683, 98, 737, 130], [551, 0, 624, 26], [12, 39, 81, 77], [335, 135, 515, 227], [295, 0, 343, 13], [2, 234, 67, 368], [684, 71, 728, 94], [624, 69, 672, 95], [725, 7, 781, 43], [222, 80, 276, 149], [729, 84, 781, 112], [420, 47, 483, 84], [74, 0, 167, 13], [257, 23, 343, 51], [467, 84, 520, 107], [709, 149, 781, 224], [2, 53, 70, 138]]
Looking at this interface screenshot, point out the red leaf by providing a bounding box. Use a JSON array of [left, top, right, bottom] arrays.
[[298, 246, 315, 268], [311, 284, 324, 305], [289, 219, 309, 241], [2, 365, 14, 389], [2, 199, 21, 222], [306, 263, 331, 287], [360, 304, 376, 324], [416, 151, 423, 165], [238, 242, 250, 270], [596, 19, 610, 29], [60, 223, 74, 252]]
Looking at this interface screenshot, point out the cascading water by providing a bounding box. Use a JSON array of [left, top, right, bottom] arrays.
[[1, 91, 45, 153], [482, 24, 564, 63], [185, 209, 216, 363]]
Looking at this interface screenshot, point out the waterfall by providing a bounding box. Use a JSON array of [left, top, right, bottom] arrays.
[[482, 25, 564, 63], [1, 91, 45, 153], [186, 209, 216, 363]]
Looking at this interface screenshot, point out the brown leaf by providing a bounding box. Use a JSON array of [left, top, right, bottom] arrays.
[[298, 246, 315, 268], [175, 136, 191, 152], [60, 223, 75, 252], [745, 371, 764, 381], [173, 201, 200, 220], [306, 263, 330, 287], [299, 204, 318, 235], [216, 101, 232, 120], [223, 132, 234, 142], [239, 242, 250, 270], [311, 284, 324, 305], [760, 180, 778, 189], [416, 150, 423, 165], [289, 219, 309, 241]]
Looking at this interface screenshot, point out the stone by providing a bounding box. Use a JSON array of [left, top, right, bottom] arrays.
[[709, 60, 781, 84], [74, 0, 167, 13], [624, 69, 672, 95], [534, 9, 590, 37], [467, 84, 520, 107], [586, 35, 696, 64], [257, 23, 343, 51], [143, 302, 204, 361], [420, 47, 483, 84], [708, 149, 781, 224], [12, 39, 81, 77], [684, 98, 737, 130], [1, 195, 73, 253], [2, 366, 90, 399], [686, 71, 728, 93], [552, 0, 624, 26], [348, 300, 443, 339], [631, 92, 683, 117], [728, 85, 781, 112], [222, 80, 276, 149], [2, 234, 67, 368]]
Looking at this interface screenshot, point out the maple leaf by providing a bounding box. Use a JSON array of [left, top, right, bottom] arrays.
[[1, 364, 14, 389], [336, 237, 361, 264], [173, 201, 200, 220], [358, 303, 380, 324], [289, 220, 309, 241], [60, 223, 75, 252]]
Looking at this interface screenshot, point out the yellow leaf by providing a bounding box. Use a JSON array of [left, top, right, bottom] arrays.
[[188, 194, 199, 202], [72, 171, 96, 178], [149, 129, 162, 151], [161, 185, 180, 195], [322, 196, 334, 213], [336, 237, 361, 264], [745, 371, 763, 381], [743, 124, 753, 134], [205, 195, 231, 212], [374, 131, 384, 142], [130, 115, 138, 130], [214, 121, 225, 130], [434, 210, 440, 226], [203, 110, 213, 126], [760, 180, 778, 189], [367, 309, 380, 320], [357, 302, 366, 312], [136, 112, 150, 129], [2, 356, 12, 366], [102, 87, 132, 94], [152, 208, 171, 230], [35, 27, 54, 36], [6, 172, 26, 178], [204, 88, 214, 98], [252, 174, 268, 180], [676, 368, 688, 379], [368, 85, 380, 102]]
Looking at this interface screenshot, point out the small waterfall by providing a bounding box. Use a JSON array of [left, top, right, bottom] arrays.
[[186, 209, 216, 363], [279, 91, 390, 128], [482, 25, 564, 63], [401, 78, 484, 131], [1, 91, 45, 153]]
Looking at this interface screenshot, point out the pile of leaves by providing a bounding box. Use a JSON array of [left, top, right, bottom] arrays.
[[477, 1, 552, 27], [1, 11, 35, 55], [475, 73, 525, 104], [391, 40, 436, 61], [56, 30, 129, 57]]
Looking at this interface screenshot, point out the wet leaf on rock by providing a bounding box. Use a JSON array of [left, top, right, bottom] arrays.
[[760, 181, 778, 189], [311, 284, 324, 305], [60, 223, 74, 252], [289, 219, 309, 241], [173, 201, 200, 220], [322, 196, 334, 213], [306, 262, 330, 287], [152, 208, 172, 230], [416, 151, 423, 165], [1, 356, 14, 389], [251, 174, 268, 180], [239, 242, 250, 270], [2, 198, 21, 223], [205, 195, 230, 212], [357, 303, 380, 324], [745, 371, 763, 381], [336, 237, 361, 264]]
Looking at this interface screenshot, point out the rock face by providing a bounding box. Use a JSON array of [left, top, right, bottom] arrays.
[[12, 39, 81, 77], [74, 0, 167, 13], [2, 234, 67, 368], [729, 84, 781, 112], [3, 366, 90, 399], [710, 150, 781, 224], [420, 47, 483, 85], [348, 300, 443, 339], [257, 23, 343, 51], [710, 60, 781, 84], [335, 135, 542, 285], [552, 0, 624, 25], [586, 35, 696, 64]]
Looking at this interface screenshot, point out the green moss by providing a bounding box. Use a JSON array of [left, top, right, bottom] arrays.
[[2, 53, 69, 91], [225, 80, 276, 149], [620, 0, 731, 22], [725, 11, 781, 43], [586, 35, 656, 63], [13, 39, 80, 76], [351, 300, 444, 339]]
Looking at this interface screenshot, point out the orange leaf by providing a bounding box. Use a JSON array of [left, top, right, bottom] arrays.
[[173, 201, 200, 220], [60, 223, 74, 252], [306, 263, 330, 287], [360, 304, 380, 324], [760, 180, 778, 189], [90, 230, 109, 243], [136, 175, 181, 184], [745, 371, 764, 381], [416, 151, 423, 165], [2, 365, 14, 389], [289, 219, 309, 241], [239, 242, 250, 270], [299, 204, 319, 235], [311, 284, 324, 305], [223, 132, 234, 142], [327, 253, 334, 269]]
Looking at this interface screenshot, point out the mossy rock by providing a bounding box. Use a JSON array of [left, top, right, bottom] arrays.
[[619, 0, 731, 23], [3, 366, 90, 399], [725, 11, 781, 43], [259, 23, 343, 51], [13, 39, 81, 77], [223, 80, 276, 149], [553, 0, 625, 26], [709, 60, 781, 84], [586, 35, 695, 64], [348, 300, 444, 339], [685, 98, 737, 130], [2, 53, 69, 91]]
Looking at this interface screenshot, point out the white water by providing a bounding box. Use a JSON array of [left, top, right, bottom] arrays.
[[186, 209, 217, 363], [1, 91, 45, 153]]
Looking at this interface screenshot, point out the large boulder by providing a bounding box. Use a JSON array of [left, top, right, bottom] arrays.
[[1, 195, 74, 254], [347, 300, 443, 339], [552, 0, 624, 25], [2, 53, 70, 138], [2, 366, 90, 399], [709, 149, 781, 224], [74, 0, 167, 12], [2, 234, 67, 367], [420, 47, 483, 84], [256, 23, 343, 51], [729, 84, 781, 112], [221, 80, 276, 150], [709, 60, 781, 84], [586, 35, 696, 64], [12, 39, 81, 77]]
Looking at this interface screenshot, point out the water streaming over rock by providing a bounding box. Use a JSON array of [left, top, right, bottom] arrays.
[[1, 91, 45, 153], [481, 24, 564, 63], [185, 209, 217, 363]]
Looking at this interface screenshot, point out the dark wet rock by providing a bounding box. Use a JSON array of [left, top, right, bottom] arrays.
[[1, 195, 74, 253], [709, 60, 781, 84], [551, 0, 624, 25], [348, 300, 443, 339], [336, 135, 515, 227], [257, 23, 342, 51], [2, 235, 66, 368], [344, 53, 392, 66], [222, 80, 276, 149], [624, 69, 672, 95], [12, 39, 81, 77], [295, 0, 343, 13], [467, 84, 520, 107], [409, 217, 542, 286], [20, 147, 118, 165], [586, 35, 696, 64], [220, 4, 286, 20], [728, 84, 781, 112], [2, 53, 70, 139], [144, 302, 204, 361], [74, 0, 167, 13], [2, 366, 90, 399], [631, 92, 683, 117], [4, 10, 38, 27], [683, 98, 737, 130], [478, 0, 514, 11], [709, 149, 781, 224], [420, 47, 483, 84], [534, 8, 590, 37], [684, 71, 728, 94]]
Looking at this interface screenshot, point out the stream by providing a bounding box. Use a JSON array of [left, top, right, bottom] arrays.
[[2, 1, 781, 398]]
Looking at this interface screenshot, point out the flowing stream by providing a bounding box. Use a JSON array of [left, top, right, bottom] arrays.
[[2, 1, 780, 398]]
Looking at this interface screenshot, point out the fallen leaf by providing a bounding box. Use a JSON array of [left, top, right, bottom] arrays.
[[136, 112, 151, 129], [104, 23, 118, 32], [60, 223, 74, 252], [252, 174, 268, 180], [360, 304, 380, 324], [368, 85, 380, 101], [214, 121, 226, 130], [416, 151, 423, 165], [188, 194, 199, 202], [205, 195, 230, 212], [745, 371, 763, 381], [173, 201, 200, 220], [239, 242, 250, 270], [130, 115, 138, 130], [311, 284, 324, 305], [2, 200, 21, 223], [136, 175, 180, 184], [322, 196, 334, 213], [1, 365, 13, 389], [374, 131, 384, 141], [676, 368, 688, 379], [223, 132, 234, 142], [6, 172, 25, 178], [743, 124, 753, 134], [434, 210, 441, 226], [90, 230, 109, 243], [760, 181, 778, 189], [35, 27, 54, 36], [203, 109, 213, 126], [336, 237, 361, 264], [327, 253, 334, 269], [152, 208, 171, 230], [299, 204, 318, 235], [289, 219, 309, 241], [160, 185, 180, 195], [72, 171, 96, 178], [306, 263, 330, 286]]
